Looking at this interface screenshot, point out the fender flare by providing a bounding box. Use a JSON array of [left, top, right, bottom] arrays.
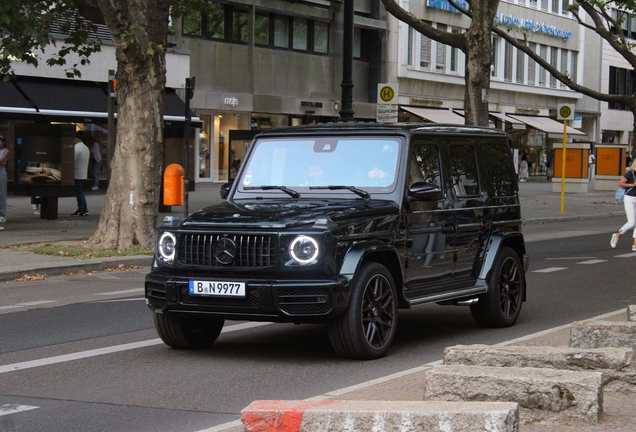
[[477, 232, 527, 281], [339, 241, 401, 281]]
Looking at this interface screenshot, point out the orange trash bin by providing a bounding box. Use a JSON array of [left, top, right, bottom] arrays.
[[163, 164, 185, 206]]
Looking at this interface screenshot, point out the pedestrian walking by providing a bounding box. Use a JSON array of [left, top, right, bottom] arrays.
[[518, 153, 529, 182], [87, 136, 102, 190], [610, 165, 636, 250], [0, 134, 9, 224], [546, 149, 554, 181], [72, 131, 90, 216], [588, 150, 596, 180]]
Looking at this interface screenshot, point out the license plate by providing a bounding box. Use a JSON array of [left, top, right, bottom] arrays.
[[188, 280, 246, 297]]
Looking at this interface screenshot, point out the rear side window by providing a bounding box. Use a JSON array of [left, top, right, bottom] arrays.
[[481, 143, 515, 197], [449, 143, 480, 197], [410, 142, 442, 188]]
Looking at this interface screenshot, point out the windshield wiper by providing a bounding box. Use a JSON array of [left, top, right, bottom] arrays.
[[244, 185, 300, 199], [309, 185, 370, 199]]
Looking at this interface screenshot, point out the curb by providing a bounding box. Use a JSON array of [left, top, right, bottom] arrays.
[[0, 255, 152, 282]]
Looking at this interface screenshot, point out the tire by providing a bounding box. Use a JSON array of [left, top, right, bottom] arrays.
[[328, 262, 398, 360], [153, 313, 225, 349], [471, 246, 524, 328]]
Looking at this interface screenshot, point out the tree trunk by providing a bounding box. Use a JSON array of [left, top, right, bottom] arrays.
[[462, 1, 498, 126], [90, 0, 171, 249]]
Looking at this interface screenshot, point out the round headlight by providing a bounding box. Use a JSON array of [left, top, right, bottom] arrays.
[[290, 236, 319, 264], [158, 232, 176, 262]]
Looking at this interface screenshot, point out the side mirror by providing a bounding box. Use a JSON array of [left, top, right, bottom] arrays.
[[220, 181, 233, 200], [408, 181, 442, 201]]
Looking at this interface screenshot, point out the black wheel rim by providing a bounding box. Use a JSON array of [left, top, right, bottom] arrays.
[[498, 257, 522, 319], [361, 274, 395, 349]]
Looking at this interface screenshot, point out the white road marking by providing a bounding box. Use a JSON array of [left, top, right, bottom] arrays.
[[615, 252, 636, 258], [94, 288, 144, 296], [576, 260, 607, 265], [0, 301, 57, 311], [0, 404, 39, 417], [546, 257, 596, 260], [0, 322, 272, 374], [532, 267, 567, 273], [18, 301, 57, 306], [94, 298, 145, 303]]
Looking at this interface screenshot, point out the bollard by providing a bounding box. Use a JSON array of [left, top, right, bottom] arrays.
[[163, 164, 184, 206]]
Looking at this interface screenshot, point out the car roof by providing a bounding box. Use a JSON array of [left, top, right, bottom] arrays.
[[254, 122, 510, 138]]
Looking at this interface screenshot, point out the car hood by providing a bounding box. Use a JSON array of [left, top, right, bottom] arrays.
[[182, 199, 399, 229]]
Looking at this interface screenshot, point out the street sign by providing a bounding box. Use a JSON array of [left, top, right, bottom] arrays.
[[557, 104, 574, 121], [377, 83, 398, 104]]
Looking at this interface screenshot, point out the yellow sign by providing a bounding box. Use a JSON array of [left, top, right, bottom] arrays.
[[380, 86, 394, 102], [557, 103, 574, 121], [377, 83, 398, 104]]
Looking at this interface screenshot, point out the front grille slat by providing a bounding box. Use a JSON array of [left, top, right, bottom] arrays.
[[179, 233, 277, 268]]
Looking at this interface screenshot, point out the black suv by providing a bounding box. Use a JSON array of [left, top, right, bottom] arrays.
[[145, 123, 528, 360]]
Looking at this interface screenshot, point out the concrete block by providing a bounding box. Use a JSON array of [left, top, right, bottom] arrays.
[[443, 344, 636, 391], [423, 365, 603, 423], [241, 399, 520, 432], [627, 305, 636, 322], [571, 320, 636, 351]]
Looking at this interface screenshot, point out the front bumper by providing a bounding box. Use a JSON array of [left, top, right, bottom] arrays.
[[145, 273, 351, 322]]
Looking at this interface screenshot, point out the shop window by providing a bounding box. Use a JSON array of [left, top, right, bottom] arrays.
[[313, 21, 329, 54], [204, 5, 225, 40], [293, 18, 308, 51], [231, 8, 248, 44], [255, 14, 270, 46], [274, 15, 290, 48]]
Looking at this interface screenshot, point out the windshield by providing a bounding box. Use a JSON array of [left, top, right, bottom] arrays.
[[237, 136, 402, 195]]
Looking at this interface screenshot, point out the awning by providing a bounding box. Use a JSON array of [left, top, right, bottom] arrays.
[[0, 80, 38, 116], [0, 76, 200, 126], [401, 106, 465, 125], [489, 112, 525, 129], [507, 114, 586, 136]]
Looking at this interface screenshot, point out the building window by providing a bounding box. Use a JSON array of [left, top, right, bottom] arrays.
[[313, 21, 329, 54], [539, 45, 547, 86], [421, 21, 433, 70], [570, 51, 578, 82], [541, 0, 548, 11], [450, 28, 461, 73], [353, 27, 362, 58], [529, 0, 538, 8], [504, 41, 513, 82], [559, 49, 568, 88], [551, 0, 559, 13], [231, 8, 248, 43], [436, 24, 447, 72], [527, 42, 537, 85], [293, 18, 308, 51], [182, 11, 202, 36], [274, 15, 290, 48], [491, 37, 499, 78], [204, 5, 225, 39], [407, 26, 413, 66], [561, 0, 570, 14], [549, 47, 558, 88], [609, 66, 636, 110], [515, 40, 525, 83], [255, 14, 270, 46]]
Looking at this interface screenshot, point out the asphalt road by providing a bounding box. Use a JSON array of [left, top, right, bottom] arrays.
[[0, 218, 632, 432]]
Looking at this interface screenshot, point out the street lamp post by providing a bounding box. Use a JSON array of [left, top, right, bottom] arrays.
[[339, 0, 355, 121]]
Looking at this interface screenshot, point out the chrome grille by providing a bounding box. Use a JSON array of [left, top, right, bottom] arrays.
[[179, 233, 277, 268]]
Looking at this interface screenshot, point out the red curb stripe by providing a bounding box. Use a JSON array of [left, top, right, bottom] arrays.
[[242, 400, 338, 432]]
